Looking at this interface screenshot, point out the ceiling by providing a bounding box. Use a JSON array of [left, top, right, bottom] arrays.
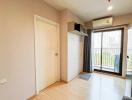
[[43, 0, 132, 21]]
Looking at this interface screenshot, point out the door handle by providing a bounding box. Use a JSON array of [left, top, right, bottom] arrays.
[[55, 53, 58, 56]]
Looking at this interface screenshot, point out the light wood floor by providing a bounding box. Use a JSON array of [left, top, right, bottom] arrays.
[[31, 73, 131, 100]]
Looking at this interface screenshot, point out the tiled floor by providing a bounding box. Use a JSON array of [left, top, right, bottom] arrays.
[[31, 73, 131, 100]]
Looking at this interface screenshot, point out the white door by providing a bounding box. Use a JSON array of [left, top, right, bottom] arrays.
[[34, 16, 60, 93]]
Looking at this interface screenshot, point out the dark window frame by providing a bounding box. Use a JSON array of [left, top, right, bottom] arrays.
[[92, 28, 124, 75]]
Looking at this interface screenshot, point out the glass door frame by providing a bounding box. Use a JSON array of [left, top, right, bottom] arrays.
[[92, 28, 124, 75]]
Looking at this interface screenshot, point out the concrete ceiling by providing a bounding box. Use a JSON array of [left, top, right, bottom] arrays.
[[43, 0, 132, 21]]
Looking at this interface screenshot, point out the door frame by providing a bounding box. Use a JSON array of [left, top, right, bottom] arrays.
[[34, 15, 60, 94], [93, 28, 124, 75]]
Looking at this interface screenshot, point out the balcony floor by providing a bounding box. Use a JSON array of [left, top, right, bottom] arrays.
[[94, 65, 115, 72]]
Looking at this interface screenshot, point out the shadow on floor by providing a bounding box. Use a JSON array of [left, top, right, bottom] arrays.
[[79, 73, 91, 81]]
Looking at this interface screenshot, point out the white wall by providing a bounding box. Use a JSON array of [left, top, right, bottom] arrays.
[[60, 10, 84, 82], [0, 0, 60, 100], [68, 33, 84, 81], [122, 26, 128, 77]]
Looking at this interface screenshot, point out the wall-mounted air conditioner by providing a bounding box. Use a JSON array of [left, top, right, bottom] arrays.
[[92, 16, 113, 29], [68, 22, 88, 36]]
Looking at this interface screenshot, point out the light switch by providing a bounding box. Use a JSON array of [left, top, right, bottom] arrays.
[[0, 78, 8, 85]]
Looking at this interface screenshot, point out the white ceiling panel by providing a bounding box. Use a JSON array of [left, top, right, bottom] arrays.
[[43, 0, 132, 21]]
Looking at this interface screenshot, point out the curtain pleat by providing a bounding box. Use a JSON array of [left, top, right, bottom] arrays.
[[83, 29, 92, 72]]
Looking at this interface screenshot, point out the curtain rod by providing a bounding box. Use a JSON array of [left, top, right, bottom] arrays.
[[93, 24, 129, 32]]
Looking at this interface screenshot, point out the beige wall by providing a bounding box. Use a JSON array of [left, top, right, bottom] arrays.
[[0, 1, 84, 99], [0, 0, 60, 100], [60, 9, 84, 82], [113, 13, 132, 26]]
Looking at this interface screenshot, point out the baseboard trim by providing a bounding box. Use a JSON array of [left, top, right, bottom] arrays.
[[27, 94, 36, 100], [60, 79, 68, 83]]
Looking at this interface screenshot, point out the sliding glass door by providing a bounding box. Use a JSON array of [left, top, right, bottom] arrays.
[[92, 29, 123, 75], [92, 32, 102, 70]]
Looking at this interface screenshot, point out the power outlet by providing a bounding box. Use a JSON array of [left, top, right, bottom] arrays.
[[0, 78, 8, 85]]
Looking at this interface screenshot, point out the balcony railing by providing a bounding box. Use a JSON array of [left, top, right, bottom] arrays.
[[92, 48, 132, 72]]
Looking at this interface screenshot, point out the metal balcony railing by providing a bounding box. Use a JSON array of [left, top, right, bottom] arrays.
[[92, 48, 120, 72], [92, 48, 132, 72]]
